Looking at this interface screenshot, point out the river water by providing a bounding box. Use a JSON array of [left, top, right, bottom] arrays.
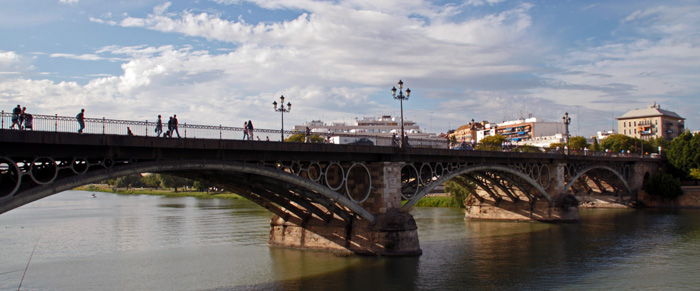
[[2, 191, 700, 290]]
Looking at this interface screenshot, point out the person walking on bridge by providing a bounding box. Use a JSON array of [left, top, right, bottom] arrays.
[[172, 114, 181, 138], [76, 109, 85, 133], [243, 121, 249, 140], [10, 105, 21, 129], [155, 115, 163, 137], [246, 120, 254, 140]]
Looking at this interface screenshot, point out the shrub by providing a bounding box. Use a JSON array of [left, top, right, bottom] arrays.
[[643, 172, 683, 200]]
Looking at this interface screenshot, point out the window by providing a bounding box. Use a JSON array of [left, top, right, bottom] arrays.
[[624, 129, 627, 134]]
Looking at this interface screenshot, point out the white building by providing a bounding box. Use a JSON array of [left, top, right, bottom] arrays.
[[292, 115, 447, 148], [476, 117, 566, 148]]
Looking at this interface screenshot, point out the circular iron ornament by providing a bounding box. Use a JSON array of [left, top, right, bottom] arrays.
[[433, 163, 444, 179], [539, 164, 550, 190], [345, 163, 372, 203], [102, 158, 114, 168], [400, 164, 420, 200], [324, 162, 345, 191], [29, 157, 58, 185], [446, 163, 454, 173], [71, 157, 89, 175], [419, 163, 433, 186], [306, 162, 323, 182], [0, 157, 22, 199], [290, 161, 302, 175]]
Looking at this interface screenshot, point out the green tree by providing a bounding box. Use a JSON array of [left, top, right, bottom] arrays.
[[600, 134, 637, 153], [140, 174, 162, 189], [443, 177, 473, 208], [569, 136, 588, 150], [115, 174, 144, 189], [477, 135, 506, 151], [159, 174, 193, 192], [517, 145, 543, 153], [285, 133, 326, 143], [590, 137, 599, 152], [643, 172, 683, 200], [666, 132, 700, 179]]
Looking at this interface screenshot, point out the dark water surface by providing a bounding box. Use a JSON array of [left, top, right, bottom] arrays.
[[2, 191, 700, 290]]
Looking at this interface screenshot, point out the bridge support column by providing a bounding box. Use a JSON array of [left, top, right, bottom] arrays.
[[268, 162, 422, 256]]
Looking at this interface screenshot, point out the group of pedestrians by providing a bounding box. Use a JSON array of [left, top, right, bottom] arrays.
[[9, 104, 33, 130], [242, 120, 254, 140], [154, 114, 180, 138]]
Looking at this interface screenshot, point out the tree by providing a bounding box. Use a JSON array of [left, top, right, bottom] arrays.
[[666, 132, 700, 179], [590, 137, 599, 152], [643, 172, 683, 200], [444, 177, 473, 208], [477, 135, 506, 151], [569, 136, 588, 150], [115, 174, 144, 189], [140, 174, 162, 189], [159, 174, 193, 192], [285, 133, 325, 143], [517, 145, 543, 153], [600, 134, 637, 153]]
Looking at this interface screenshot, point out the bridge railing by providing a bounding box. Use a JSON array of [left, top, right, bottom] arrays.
[[0, 111, 449, 147]]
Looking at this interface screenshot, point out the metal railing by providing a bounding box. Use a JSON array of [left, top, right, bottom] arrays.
[[0, 111, 448, 147]]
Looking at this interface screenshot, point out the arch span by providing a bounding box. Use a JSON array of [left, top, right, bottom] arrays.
[[0, 160, 376, 224], [402, 164, 552, 209], [564, 165, 631, 195]]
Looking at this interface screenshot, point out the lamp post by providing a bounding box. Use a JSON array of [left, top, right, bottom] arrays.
[[562, 112, 571, 155], [273, 95, 291, 141], [391, 80, 411, 148]]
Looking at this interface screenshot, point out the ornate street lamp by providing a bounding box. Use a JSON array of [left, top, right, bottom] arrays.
[[391, 80, 411, 148], [273, 95, 291, 141], [562, 112, 571, 155]]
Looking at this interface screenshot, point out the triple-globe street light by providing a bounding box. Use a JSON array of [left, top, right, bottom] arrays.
[[273, 95, 291, 141], [562, 112, 571, 155], [391, 80, 411, 148]]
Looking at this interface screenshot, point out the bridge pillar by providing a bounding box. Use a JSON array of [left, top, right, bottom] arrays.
[[268, 162, 422, 256]]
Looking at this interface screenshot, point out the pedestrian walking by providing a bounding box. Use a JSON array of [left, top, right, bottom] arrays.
[[246, 120, 254, 140], [155, 115, 163, 137], [172, 114, 181, 138], [243, 121, 249, 140], [19, 107, 26, 129], [167, 116, 173, 137], [76, 109, 85, 133], [23, 112, 33, 131], [305, 127, 311, 143], [127, 127, 134, 136], [10, 105, 21, 129]]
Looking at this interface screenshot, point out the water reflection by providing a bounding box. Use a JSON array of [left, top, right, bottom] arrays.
[[3, 192, 700, 290]]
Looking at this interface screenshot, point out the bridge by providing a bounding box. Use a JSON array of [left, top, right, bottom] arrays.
[[0, 114, 662, 256]]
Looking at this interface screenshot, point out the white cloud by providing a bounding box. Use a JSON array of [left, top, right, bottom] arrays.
[[59, 0, 79, 4]]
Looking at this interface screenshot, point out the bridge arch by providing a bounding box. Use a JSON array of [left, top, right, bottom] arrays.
[[402, 164, 552, 209], [564, 165, 631, 195], [0, 159, 376, 224]]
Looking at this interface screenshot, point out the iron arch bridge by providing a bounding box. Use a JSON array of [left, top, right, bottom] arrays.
[[0, 130, 659, 255]]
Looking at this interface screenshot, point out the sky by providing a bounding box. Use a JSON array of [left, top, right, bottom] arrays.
[[1, 0, 698, 139]]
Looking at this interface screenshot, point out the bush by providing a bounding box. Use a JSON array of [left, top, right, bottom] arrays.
[[643, 172, 683, 200]]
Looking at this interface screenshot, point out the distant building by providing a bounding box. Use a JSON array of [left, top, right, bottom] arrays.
[[593, 130, 615, 141], [617, 102, 685, 141], [292, 115, 446, 148], [449, 119, 485, 144], [468, 117, 565, 148]]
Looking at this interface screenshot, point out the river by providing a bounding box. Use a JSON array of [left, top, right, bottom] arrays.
[[2, 191, 700, 290]]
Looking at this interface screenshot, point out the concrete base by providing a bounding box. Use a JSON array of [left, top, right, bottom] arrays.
[[464, 198, 579, 222], [268, 208, 422, 256]]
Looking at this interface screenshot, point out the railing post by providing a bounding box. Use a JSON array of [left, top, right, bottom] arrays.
[[1, 110, 4, 128], [55, 114, 58, 132], [184, 123, 187, 138], [145, 120, 148, 137], [220, 125, 222, 140], [102, 117, 105, 134]]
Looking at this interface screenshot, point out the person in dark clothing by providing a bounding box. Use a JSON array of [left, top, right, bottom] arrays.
[[10, 105, 21, 129], [19, 107, 26, 129], [246, 120, 254, 140], [172, 114, 181, 138], [76, 109, 85, 133], [243, 121, 249, 140], [127, 127, 134, 136], [155, 115, 163, 137], [167, 117, 173, 137], [23, 112, 33, 130]]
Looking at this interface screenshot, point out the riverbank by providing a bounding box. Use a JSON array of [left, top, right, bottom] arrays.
[[76, 185, 460, 207], [75, 185, 244, 200]]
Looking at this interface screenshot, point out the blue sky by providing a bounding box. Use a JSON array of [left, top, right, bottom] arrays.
[[1, 0, 698, 138]]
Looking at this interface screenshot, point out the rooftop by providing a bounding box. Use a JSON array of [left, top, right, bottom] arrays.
[[617, 102, 684, 120]]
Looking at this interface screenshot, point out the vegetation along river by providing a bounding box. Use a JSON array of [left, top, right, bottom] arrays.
[[2, 190, 700, 290]]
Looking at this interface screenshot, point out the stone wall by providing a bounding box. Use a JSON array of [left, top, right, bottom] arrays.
[[638, 187, 700, 208]]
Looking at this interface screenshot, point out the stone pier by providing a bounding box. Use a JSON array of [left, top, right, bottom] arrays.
[[268, 162, 422, 256]]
